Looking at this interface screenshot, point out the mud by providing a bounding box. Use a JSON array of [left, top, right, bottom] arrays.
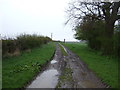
[[26, 43, 106, 88], [58, 44, 106, 88], [26, 44, 65, 88]]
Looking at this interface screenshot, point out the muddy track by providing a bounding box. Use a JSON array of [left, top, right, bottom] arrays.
[[58, 43, 106, 88], [26, 43, 106, 88], [26, 43, 65, 88]]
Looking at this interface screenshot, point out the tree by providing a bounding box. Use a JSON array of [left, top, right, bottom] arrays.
[[66, 0, 120, 55], [74, 14, 105, 50]]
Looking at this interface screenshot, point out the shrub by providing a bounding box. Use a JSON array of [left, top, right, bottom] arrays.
[[2, 34, 52, 58], [2, 39, 17, 55]]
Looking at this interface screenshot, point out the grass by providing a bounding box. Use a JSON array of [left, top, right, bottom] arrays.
[[0, 61, 1, 89], [0, 41, 2, 89], [63, 42, 118, 88], [59, 67, 73, 82], [59, 43, 67, 56], [56, 67, 73, 88], [2, 42, 55, 88]]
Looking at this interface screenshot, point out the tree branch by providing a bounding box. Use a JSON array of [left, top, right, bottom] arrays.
[[84, 3, 95, 15], [117, 15, 120, 20]]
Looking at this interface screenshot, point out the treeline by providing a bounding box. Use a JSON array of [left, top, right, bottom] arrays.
[[2, 34, 52, 58], [67, 1, 120, 57], [74, 17, 120, 57]]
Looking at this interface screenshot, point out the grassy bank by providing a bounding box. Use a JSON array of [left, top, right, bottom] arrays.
[[59, 43, 67, 56], [63, 42, 118, 88], [3, 42, 55, 88]]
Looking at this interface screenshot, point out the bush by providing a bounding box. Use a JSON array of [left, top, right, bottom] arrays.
[[114, 31, 120, 57], [2, 39, 17, 55], [17, 34, 51, 50], [2, 34, 52, 58]]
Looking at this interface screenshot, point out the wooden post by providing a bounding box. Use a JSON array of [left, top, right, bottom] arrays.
[[64, 39, 65, 43], [51, 33, 52, 40]]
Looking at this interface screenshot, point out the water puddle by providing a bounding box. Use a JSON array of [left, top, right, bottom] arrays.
[[80, 80, 97, 88], [26, 45, 61, 88], [27, 69, 59, 88], [51, 59, 57, 64]]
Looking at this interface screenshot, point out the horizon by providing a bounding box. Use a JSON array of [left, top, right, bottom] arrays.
[[0, 0, 78, 41]]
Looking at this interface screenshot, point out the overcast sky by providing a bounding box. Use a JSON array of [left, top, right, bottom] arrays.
[[0, 0, 78, 41]]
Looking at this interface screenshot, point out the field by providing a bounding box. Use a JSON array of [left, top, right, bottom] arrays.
[[2, 42, 55, 88], [63, 42, 118, 88]]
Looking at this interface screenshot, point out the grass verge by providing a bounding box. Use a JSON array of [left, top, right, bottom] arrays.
[[56, 67, 73, 88], [59, 43, 67, 56], [63, 42, 118, 88], [2, 42, 55, 88]]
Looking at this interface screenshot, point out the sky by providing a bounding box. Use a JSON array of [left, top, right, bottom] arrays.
[[0, 0, 78, 41]]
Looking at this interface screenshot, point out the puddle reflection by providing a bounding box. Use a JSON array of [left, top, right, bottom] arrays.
[[27, 69, 59, 88]]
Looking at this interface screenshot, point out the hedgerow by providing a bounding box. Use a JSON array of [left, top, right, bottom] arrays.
[[2, 34, 52, 58]]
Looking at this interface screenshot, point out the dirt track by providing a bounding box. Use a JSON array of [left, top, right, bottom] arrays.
[[57, 43, 106, 88], [27, 43, 106, 88]]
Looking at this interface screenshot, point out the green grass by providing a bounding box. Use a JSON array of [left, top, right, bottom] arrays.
[[59, 67, 73, 82], [63, 42, 118, 88], [2, 42, 55, 88], [56, 67, 73, 88], [59, 44, 67, 56]]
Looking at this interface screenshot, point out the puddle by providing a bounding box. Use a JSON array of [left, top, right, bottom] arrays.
[[51, 59, 57, 64], [27, 69, 59, 88], [80, 80, 97, 88], [26, 45, 61, 89]]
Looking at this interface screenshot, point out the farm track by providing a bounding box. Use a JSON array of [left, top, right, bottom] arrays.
[[58, 43, 106, 88], [27, 43, 106, 88]]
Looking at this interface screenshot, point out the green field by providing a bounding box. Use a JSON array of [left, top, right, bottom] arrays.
[[2, 42, 55, 88], [63, 42, 118, 88]]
